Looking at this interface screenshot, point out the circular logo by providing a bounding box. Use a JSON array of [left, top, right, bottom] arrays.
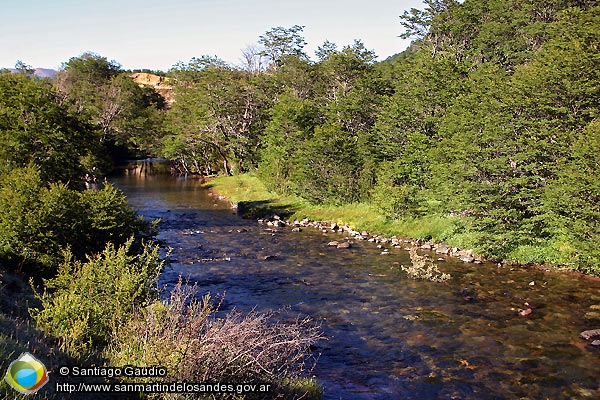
[[4, 352, 49, 394]]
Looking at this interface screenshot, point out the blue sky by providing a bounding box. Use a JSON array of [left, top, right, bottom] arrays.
[[1, 0, 425, 71]]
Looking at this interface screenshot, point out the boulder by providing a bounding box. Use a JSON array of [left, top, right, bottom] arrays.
[[460, 255, 475, 263], [435, 244, 450, 255], [327, 241, 339, 247], [580, 329, 600, 341], [337, 242, 352, 249]]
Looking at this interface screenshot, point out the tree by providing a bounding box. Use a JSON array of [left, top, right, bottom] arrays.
[[258, 90, 318, 193], [290, 122, 365, 204], [240, 45, 268, 75], [0, 72, 95, 183], [543, 121, 600, 272], [164, 60, 268, 175], [258, 25, 307, 68], [14, 60, 35, 75], [55, 52, 167, 162]]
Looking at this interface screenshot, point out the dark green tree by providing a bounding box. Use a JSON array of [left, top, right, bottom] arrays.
[[0, 72, 95, 183]]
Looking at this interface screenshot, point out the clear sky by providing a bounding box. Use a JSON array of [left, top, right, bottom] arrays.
[[1, 0, 425, 71]]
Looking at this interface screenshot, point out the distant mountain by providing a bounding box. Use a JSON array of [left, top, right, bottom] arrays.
[[32, 68, 58, 78], [6, 68, 58, 78]]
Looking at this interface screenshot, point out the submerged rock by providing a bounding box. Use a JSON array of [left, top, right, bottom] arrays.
[[337, 241, 352, 249], [519, 308, 533, 317]]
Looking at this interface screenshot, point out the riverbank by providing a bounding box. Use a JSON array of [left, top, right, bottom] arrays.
[[203, 174, 591, 274], [204, 175, 482, 258]]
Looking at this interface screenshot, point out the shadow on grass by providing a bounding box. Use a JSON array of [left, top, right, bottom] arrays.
[[237, 200, 300, 220]]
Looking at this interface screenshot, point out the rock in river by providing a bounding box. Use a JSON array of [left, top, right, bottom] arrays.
[[580, 329, 600, 341], [460, 255, 475, 263]]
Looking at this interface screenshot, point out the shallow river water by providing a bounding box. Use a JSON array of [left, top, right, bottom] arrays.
[[112, 174, 600, 400]]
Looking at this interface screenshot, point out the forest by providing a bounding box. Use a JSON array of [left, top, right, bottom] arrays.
[[162, 0, 600, 273], [2, 0, 599, 276], [1, 0, 600, 397]]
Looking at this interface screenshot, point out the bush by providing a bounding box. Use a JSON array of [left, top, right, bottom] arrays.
[[109, 279, 323, 399], [0, 165, 157, 273], [79, 182, 158, 255], [290, 123, 363, 205], [30, 239, 164, 356], [370, 160, 427, 219], [402, 248, 451, 283]]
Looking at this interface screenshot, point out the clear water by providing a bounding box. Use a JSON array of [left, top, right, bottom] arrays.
[[112, 174, 600, 400]]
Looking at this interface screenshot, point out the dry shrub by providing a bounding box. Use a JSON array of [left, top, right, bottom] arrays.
[[402, 248, 452, 283], [109, 278, 323, 399]]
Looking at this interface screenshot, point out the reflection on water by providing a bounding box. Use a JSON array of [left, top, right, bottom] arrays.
[[112, 174, 600, 400]]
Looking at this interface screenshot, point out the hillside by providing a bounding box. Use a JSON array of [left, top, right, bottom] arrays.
[[131, 72, 174, 104]]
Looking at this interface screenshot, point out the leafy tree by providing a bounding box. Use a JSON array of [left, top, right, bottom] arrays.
[[291, 122, 364, 204], [164, 60, 268, 175], [56, 52, 166, 163], [258, 90, 318, 193], [168, 55, 230, 84], [258, 25, 307, 68], [543, 121, 600, 272], [14, 60, 35, 75], [0, 72, 95, 183]]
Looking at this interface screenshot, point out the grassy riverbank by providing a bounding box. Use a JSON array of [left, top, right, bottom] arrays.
[[205, 174, 473, 246], [205, 174, 587, 273]]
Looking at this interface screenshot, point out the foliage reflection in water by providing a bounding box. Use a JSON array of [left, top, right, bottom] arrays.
[[112, 174, 600, 400]]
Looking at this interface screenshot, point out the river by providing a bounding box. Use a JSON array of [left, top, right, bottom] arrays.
[[112, 173, 600, 400]]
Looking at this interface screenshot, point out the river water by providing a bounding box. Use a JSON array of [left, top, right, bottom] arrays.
[[112, 173, 600, 400]]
